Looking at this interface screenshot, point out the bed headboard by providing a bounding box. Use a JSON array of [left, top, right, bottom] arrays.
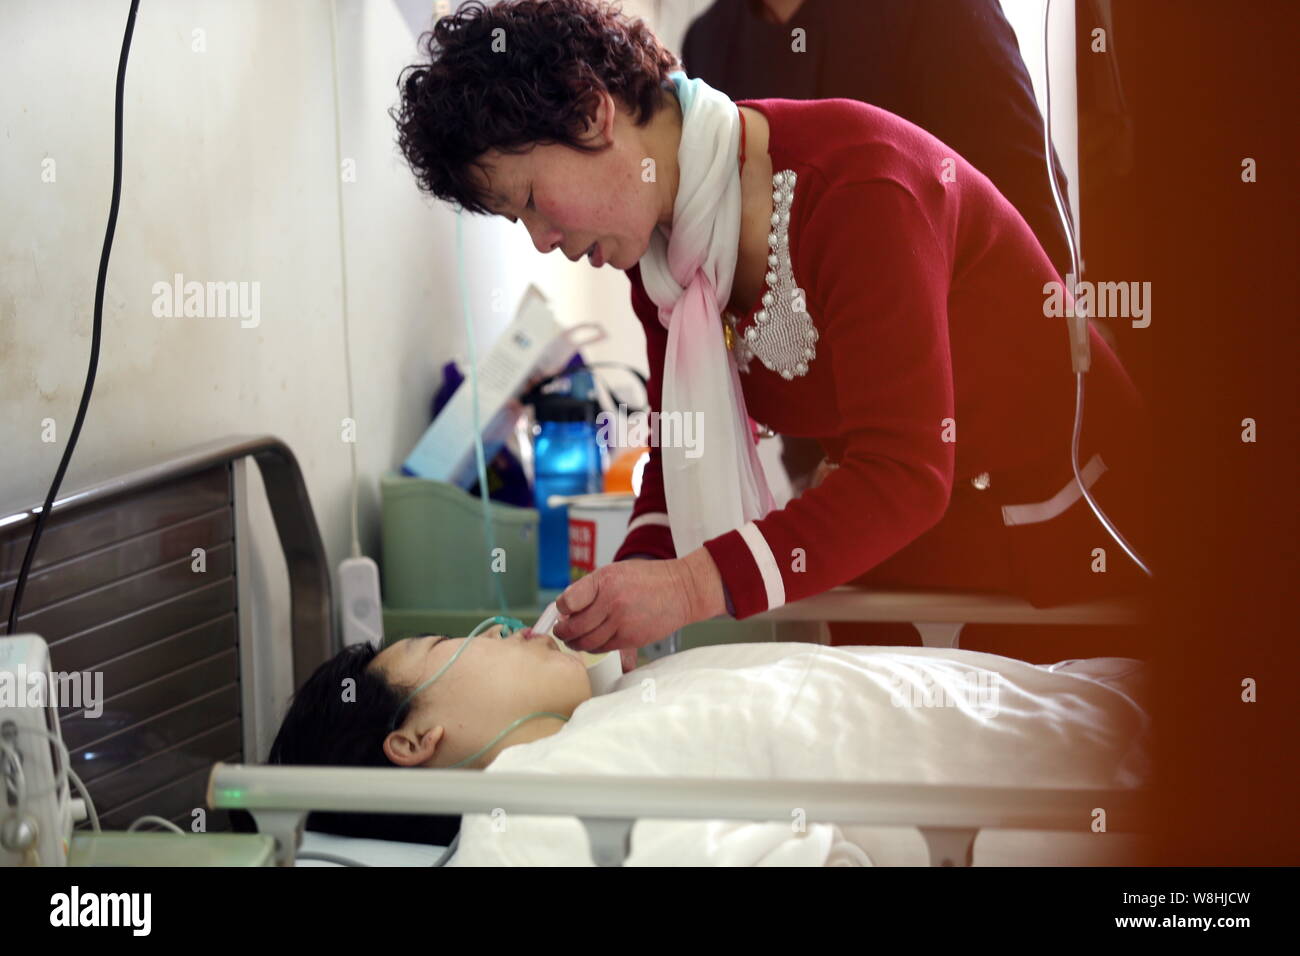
[[0, 436, 333, 832]]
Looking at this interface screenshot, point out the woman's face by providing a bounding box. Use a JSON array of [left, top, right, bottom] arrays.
[[469, 89, 679, 271], [372, 624, 591, 769]]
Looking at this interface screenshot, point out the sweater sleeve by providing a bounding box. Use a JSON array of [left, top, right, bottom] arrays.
[[702, 181, 956, 618], [612, 267, 677, 562]]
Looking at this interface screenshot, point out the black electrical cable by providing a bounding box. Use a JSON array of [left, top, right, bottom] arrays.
[[6, 0, 141, 636]]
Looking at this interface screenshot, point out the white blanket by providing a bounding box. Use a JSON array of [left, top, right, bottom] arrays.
[[448, 643, 1149, 866]]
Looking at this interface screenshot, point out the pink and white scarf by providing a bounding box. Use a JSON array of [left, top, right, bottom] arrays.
[[638, 72, 776, 557]]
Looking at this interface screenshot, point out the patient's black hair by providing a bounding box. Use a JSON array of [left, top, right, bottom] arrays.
[[232, 640, 460, 847], [268, 642, 413, 767]]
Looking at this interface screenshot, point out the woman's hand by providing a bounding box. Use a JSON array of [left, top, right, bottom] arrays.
[[553, 549, 726, 657]]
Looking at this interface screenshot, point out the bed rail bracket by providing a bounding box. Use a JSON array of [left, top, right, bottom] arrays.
[[919, 826, 977, 866], [912, 621, 965, 649], [580, 817, 634, 867], [251, 809, 308, 867]]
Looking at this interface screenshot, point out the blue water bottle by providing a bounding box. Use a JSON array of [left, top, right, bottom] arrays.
[[532, 394, 604, 589]]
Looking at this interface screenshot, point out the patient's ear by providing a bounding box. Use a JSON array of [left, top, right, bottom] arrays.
[[383, 725, 445, 768]]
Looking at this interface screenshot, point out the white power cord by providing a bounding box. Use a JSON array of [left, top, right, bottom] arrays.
[[329, 0, 362, 561], [328, 0, 386, 648], [1, 721, 204, 868], [127, 815, 185, 834], [1, 724, 83, 865], [2, 726, 71, 810], [67, 768, 100, 833]]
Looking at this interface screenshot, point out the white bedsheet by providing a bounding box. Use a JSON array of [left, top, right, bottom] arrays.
[[448, 643, 1150, 867]]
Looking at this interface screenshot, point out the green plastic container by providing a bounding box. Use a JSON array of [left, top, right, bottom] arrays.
[[69, 832, 276, 867], [381, 473, 539, 611]]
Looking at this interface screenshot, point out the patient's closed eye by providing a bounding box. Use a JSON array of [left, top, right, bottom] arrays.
[[408, 634, 449, 655]]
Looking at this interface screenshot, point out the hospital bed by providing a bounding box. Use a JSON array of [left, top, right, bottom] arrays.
[[0, 437, 1149, 866]]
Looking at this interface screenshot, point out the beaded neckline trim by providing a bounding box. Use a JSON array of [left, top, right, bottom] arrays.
[[724, 170, 818, 380]]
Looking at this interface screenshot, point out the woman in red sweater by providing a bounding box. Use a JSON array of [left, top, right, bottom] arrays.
[[393, 0, 1152, 660]]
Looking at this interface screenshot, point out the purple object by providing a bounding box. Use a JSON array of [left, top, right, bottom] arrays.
[[425, 360, 532, 507]]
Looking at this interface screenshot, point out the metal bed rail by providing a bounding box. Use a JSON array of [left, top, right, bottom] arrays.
[[754, 586, 1144, 648], [1, 434, 334, 687], [207, 762, 1148, 867]]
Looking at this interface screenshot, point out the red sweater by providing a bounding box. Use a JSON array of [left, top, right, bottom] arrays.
[[614, 97, 1152, 617]]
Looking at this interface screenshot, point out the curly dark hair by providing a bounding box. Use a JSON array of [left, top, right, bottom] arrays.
[[391, 0, 681, 216]]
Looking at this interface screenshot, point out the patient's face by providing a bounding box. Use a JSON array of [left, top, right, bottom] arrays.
[[372, 625, 591, 770]]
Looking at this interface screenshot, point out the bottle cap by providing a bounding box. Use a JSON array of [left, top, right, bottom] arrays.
[[534, 394, 599, 423]]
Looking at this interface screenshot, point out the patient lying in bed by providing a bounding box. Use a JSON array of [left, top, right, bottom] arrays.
[[269, 624, 590, 771], [265, 623, 589, 846], [269, 629, 1149, 865]]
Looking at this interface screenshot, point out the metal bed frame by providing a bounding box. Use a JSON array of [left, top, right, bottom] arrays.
[[209, 763, 1148, 867], [2, 435, 334, 830], [2, 435, 333, 689], [756, 584, 1141, 649]]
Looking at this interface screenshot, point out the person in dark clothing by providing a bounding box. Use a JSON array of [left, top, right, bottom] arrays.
[[681, 0, 1075, 282]]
